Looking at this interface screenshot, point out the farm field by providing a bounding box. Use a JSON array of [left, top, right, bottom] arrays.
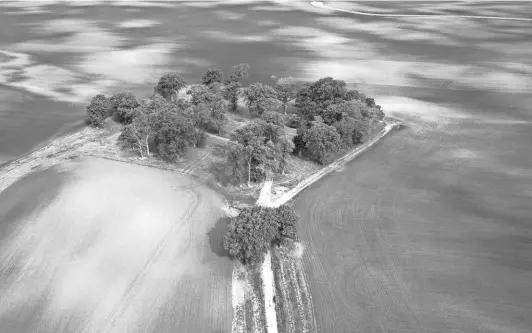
[[0, 157, 231, 333], [0, 1, 531, 332], [293, 87, 532, 333]]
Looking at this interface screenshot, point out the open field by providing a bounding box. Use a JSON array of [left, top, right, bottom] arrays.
[[0, 157, 231, 333], [293, 93, 532, 332], [1, 1, 531, 332], [2, 0, 531, 164]]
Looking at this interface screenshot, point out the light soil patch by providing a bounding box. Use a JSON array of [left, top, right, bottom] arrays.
[[0, 157, 231, 333]]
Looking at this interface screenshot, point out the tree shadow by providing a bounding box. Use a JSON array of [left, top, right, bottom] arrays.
[[207, 215, 231, 258]]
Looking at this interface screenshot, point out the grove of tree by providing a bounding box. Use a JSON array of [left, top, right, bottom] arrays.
[[223, 204, 299, 265]]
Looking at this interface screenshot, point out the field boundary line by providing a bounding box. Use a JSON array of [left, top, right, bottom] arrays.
[[311, 1, 532, 21]]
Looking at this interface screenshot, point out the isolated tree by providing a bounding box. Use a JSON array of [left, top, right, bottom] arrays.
[[228, 63, 250, 83], [114, 93, 140, 124], [261, 111, 285, 127], [244, 83, 279, 115], [224, 206, 279, 265], [118, 111, 152, 158], [86, 94, 109, 127], [202, 67, 223, 86], [302, 117, 341, 164], [223, 205, 299, 265], [155, 72, 187, 101], [275, 76, 296, 114]]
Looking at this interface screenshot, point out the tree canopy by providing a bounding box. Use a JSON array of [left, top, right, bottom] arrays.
[[261, 111, 285, 127], [187, 84, 217, 106], [118, 111, 152, 158], [155, 73, 187, 101], [223, 205, 299, 265], [111, 92, 140, 124], [149, 104, 205, 162], [86, 94, 109, 127], [227, 119, 292, 185], [202, 67, 223, 86], [275, 76, 296, 114], [295, 77, 348, 119], [301, 117, 342, 164], [244, 82, 279, 115], [228, 63, 250, 83]]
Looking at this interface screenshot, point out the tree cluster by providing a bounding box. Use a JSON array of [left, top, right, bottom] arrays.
[[223, 204, 299, 265], [292, 77, 384, 164], [86, 63, 251, 161], [225, 112, 294, 186]]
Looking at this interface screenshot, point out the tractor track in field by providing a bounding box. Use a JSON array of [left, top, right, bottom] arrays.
[[94, 186, 203, 333]]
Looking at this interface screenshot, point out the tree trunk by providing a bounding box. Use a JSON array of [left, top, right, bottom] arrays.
[[145, 134, 150, 156], [247, 154, 252, 187], [137, 140, 144, 159]]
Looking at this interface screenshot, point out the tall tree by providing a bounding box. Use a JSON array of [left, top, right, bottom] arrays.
[[261, 111, 285, 127], [223, 81, 241, 113], [114, 92, 140, 124], [295, 77, 348, 120], [227, 119, 292, 185], [223, 63, 249, 113], [86, 94, 109, 128], [150, 104, 204, 162], [118, 111, 152, 158], [155, 73, 187, 101], [275, 76, 296, 114], [187, 85, 217, 106], [244, 83, 279, 115], [195, 96, 227, 134], [202, 67, 223, 86], [302, 117, 341, 164], [228, 63, 250, 83], [274, 204, 299, 241], [223, 205, 299, 265], [223, 206, 279, 265]]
